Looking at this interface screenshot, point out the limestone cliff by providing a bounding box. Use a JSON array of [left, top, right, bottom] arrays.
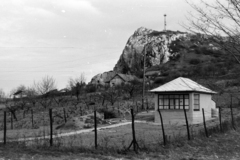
[[113, 27, 188, 75], [90, 27, 188, 84], [90, 71, 116, 85], [90, 27, 240, 89]]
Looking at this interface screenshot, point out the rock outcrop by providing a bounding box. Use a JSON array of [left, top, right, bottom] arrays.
[[90, 27, 188, 84], [90, 71, 116, 86], [113, 27, 188, 75]]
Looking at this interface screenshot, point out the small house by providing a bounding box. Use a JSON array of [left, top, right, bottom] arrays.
[[12, 90, 27, 99], [145, 71, 161, 79], [105, 73, 137, 87], [150, 77, 217, 125]]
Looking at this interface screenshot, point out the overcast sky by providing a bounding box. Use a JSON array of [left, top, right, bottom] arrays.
[[0, 0, 200, 93]]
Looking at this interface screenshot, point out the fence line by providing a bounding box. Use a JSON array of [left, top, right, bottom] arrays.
[[0, 105, 239, 150]]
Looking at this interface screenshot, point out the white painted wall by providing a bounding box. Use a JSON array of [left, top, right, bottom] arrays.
[[191, 93, 217, 124], [154, 92, 217, 125]]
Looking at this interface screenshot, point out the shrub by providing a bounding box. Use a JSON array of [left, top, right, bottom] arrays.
[[98, 108, 117, 119], [154, 77, 166, 84], [189, 58, 201, 65], [85, 84, 97, 93]]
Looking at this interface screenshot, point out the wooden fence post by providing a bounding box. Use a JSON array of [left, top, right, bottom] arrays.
[[11, 112, 13, 130], [183, 108, 191, 140], [49, 109, 53, 146], [63, 108, 67, 123], [230, 95, 236, 130], [136, 102, 138, 113], [3, 111, 6, 145], [146, 98, 149, 112], [94, 110, 97, 149], [157, 108, 166, 146], [118, 102, 120, 116], [202, 108, 208, 137], [219, 107, 222, 132], [31, 109, 34, 128], [127, 109, 139, 153]]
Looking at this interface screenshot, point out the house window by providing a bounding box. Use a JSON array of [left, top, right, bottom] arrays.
[[194, 94, 200, 111], [158, 94, 189, 110]]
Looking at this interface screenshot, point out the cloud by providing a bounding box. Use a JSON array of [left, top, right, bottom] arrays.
[[54, 0, 99, 14], [0, 0, 103, 49], [23, 0, 100, 16]]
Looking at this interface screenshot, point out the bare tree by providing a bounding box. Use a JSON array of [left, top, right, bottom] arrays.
[[185, 0, 240, 63], [0, 88, 5, 101], [35, 76, 56, 95], [68, 73, 86, 89], [5, 100, 19, 121], [9, 85, 30, 118], [52, 91, 70, 122], [67, 73, 86, 100], [25, 86, 39, 111], [10, 85, 26, 98], [0, 89, 17, 121], [103, 86, 122, 106], [34, 76, 57, 109], [122, 80, 142, 100]]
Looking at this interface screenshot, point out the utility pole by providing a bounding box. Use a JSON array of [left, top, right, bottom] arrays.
[[142, 45, 146, 110], [164, 14, 167, 31]]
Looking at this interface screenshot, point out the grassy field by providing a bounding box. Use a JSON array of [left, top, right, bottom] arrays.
[[0, 107, 238, 143], [0, 103, 239, 159], [0, 127, 240, 159]]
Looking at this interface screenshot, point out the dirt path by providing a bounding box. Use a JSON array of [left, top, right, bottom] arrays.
[[2, 120, 148, 143]]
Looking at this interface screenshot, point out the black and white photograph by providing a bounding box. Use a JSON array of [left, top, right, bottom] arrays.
[[0, 0, 240, 159]]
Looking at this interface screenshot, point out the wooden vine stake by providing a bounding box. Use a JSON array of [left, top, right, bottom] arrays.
[[127, 109, 140, 153], [230, 95, 236, 130], [94, 110, 98, 149], [157, 108, 166, 146], [63, 108, 67, 123], [3, 111, 6, 145], [31, 109, 34, 128], [11, 112, 13, 129]]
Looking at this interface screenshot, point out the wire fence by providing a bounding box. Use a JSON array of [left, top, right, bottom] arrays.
[[0, 101, 239, 153]]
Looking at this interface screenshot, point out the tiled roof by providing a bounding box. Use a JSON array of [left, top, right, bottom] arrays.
[[13, 90, 24, 95], [145, 71, 160, 76], [117, 74, 136, 82], [150, 77, 217, 94], [105, 73, 136, 83]]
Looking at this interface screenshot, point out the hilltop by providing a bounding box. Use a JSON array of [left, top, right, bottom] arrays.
[[90, 27, 240, 95], [90, 27, 188, 84]]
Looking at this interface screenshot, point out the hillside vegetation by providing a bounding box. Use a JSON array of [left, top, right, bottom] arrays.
[[91, 28, 240, 99]]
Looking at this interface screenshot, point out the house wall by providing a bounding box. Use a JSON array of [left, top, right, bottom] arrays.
[[191, 93, 217, 124], [110, 76, 125, 87], [154, 92, 217, 125]]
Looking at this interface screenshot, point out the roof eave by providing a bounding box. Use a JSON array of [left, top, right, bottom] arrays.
[[149, 90, 217, 94]]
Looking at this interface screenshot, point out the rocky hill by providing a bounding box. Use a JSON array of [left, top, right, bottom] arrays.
[[113, 27, 188, 75], [90, 71, 116, 86], [90, 27, 240, 88], [90, 27, 189, 84]]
